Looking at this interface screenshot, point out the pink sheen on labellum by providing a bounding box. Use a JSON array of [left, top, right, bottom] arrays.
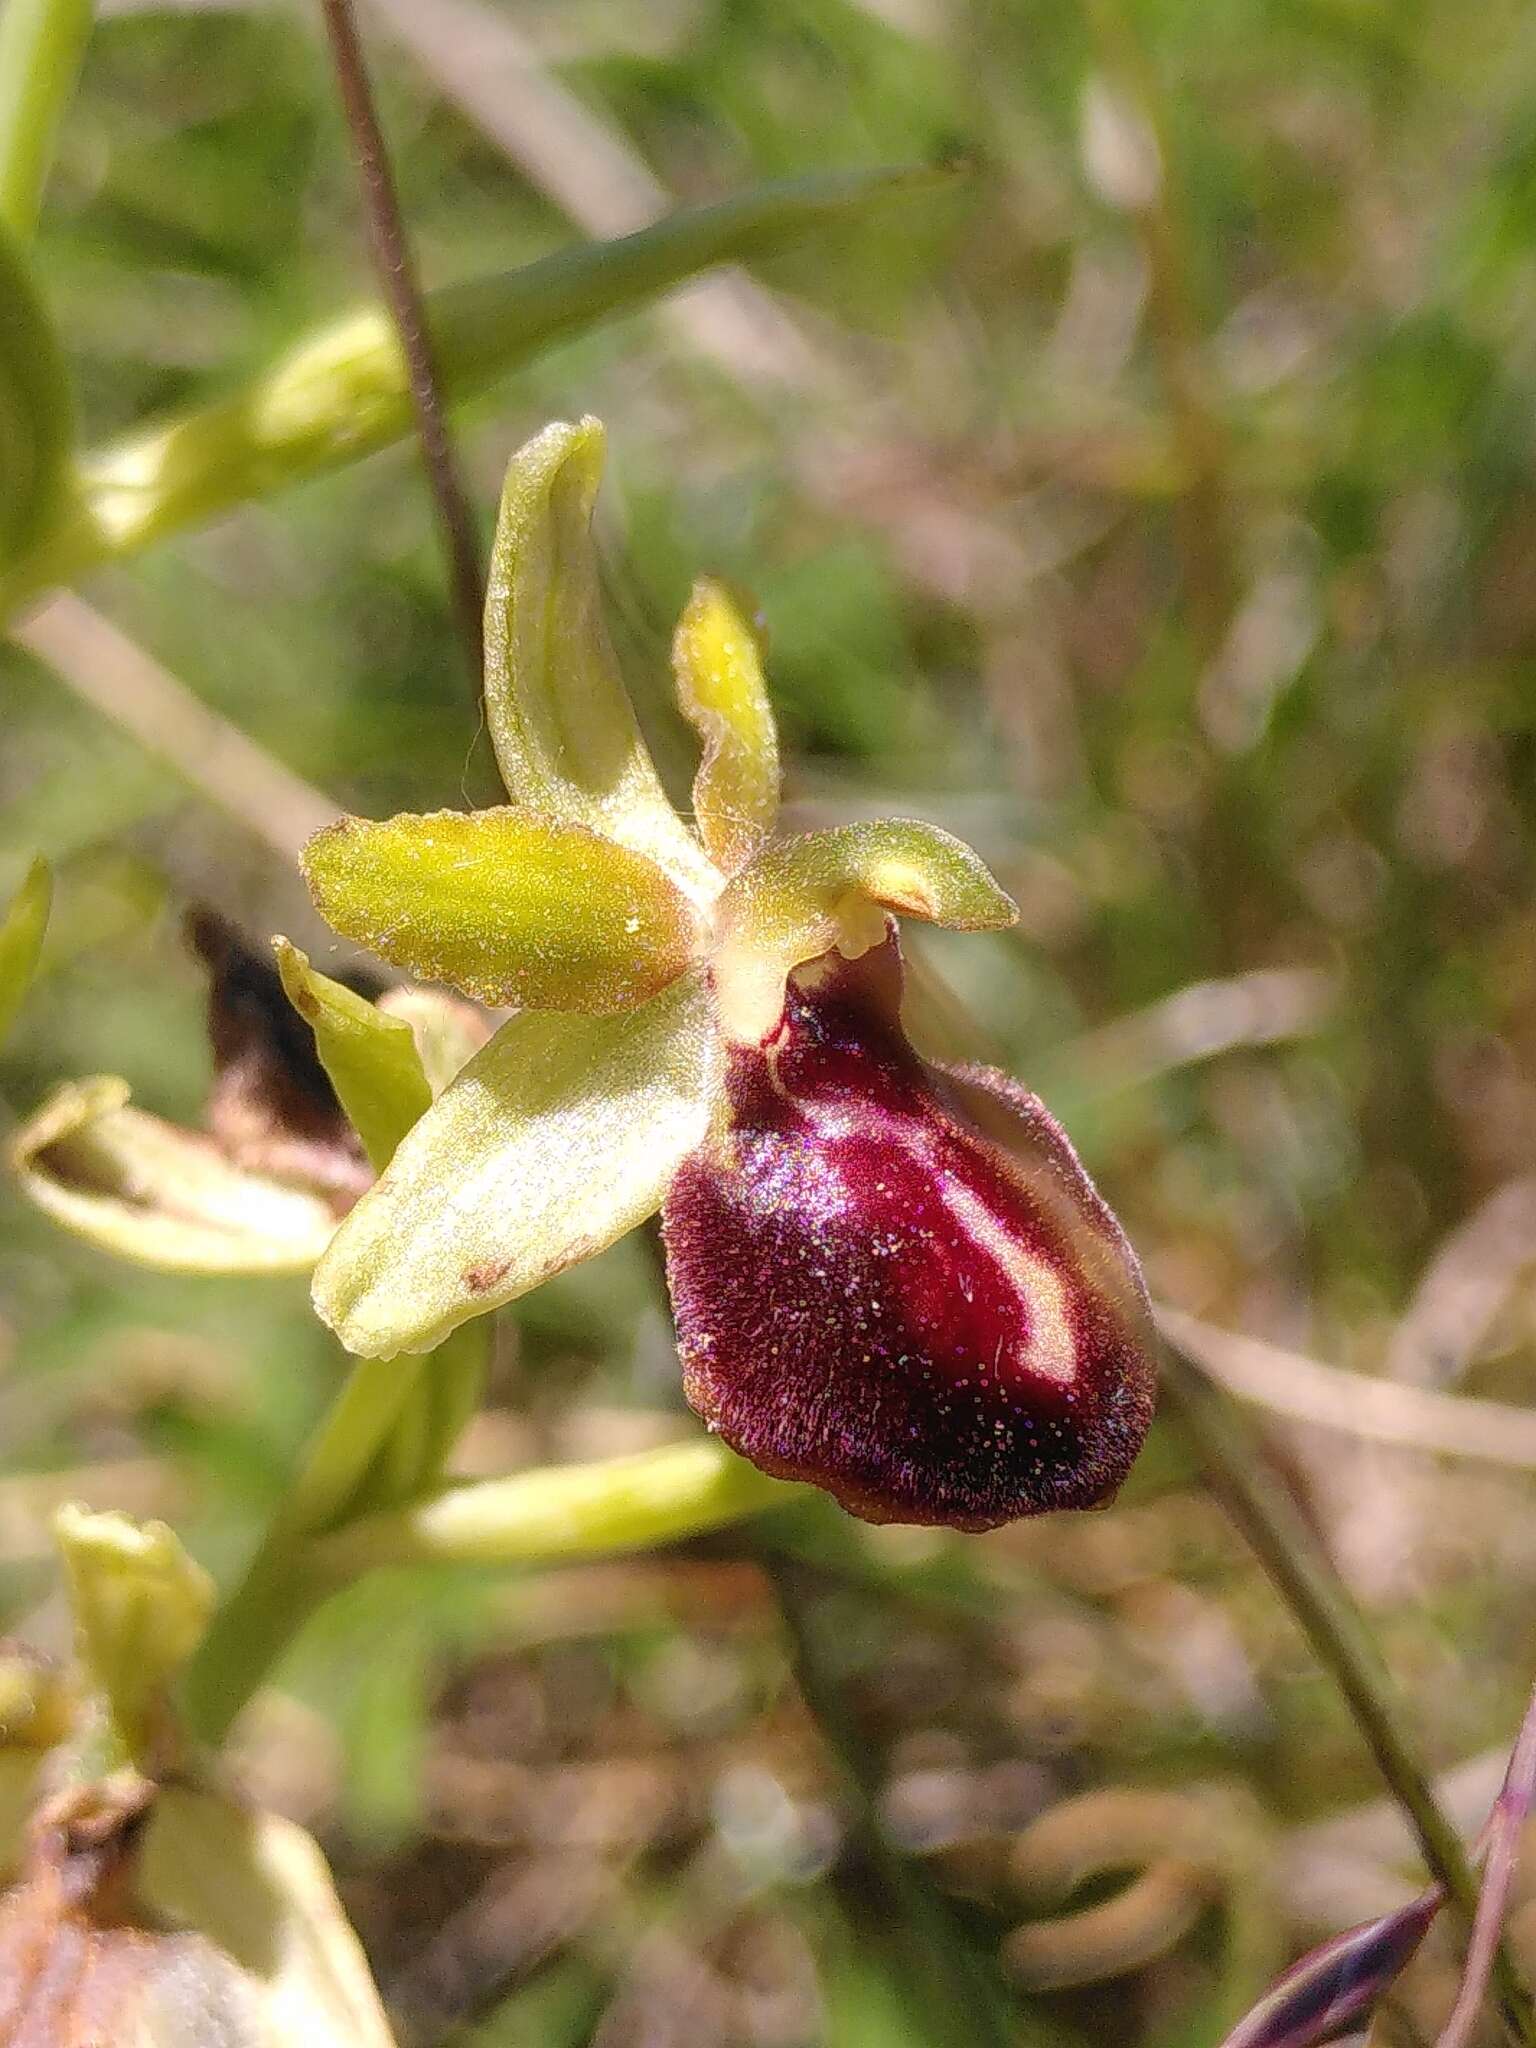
[[662, 935, 1157, 1529]]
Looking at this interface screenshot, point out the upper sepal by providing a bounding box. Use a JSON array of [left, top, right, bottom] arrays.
[[663, 934, 1155, 1529], [302, 808, 704, 1014], [484, 419, 717, 896]]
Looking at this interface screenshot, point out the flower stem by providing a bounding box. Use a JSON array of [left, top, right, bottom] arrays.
[[311, 1438, 795, 1578], [0, 0, 90, 244], [1159, 1338, 1536, 2046], [316, 0, 484, 701], [179, 1353, 425, 1749]]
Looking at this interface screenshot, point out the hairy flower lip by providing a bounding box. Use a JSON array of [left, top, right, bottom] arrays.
[[663, 934, 1156, 1531]]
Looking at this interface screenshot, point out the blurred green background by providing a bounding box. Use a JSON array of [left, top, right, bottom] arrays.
[[6, 0, 1536, 2041]]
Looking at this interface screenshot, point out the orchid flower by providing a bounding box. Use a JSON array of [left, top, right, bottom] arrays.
[[303, 418, 1157, 1530]]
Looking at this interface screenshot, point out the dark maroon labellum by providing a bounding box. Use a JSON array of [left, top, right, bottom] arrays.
[[663, 934, 1157, 1530]]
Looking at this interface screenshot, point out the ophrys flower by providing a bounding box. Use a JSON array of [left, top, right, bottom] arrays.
[[303, 418, 1156, 1529]]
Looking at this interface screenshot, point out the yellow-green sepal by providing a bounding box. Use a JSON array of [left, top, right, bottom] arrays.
[[714, 819, 1018, 1039], [303, 806, 704, 1013], [54, 1506, 213, 1772], [10, 1075, 338, 1271], [313, 968, 721, 1359], [0, 853, 50, 1048], [484, 420, 718, 897], [672, 576, 780, 872], [274, 939, 432, 1173]]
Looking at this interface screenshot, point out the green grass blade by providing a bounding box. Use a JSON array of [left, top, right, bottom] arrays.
[[2, 162, 955, 616], [0, 854, 50, 1048]]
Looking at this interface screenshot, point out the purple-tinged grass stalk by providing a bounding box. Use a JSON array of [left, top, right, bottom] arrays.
[[1160, 1343, 1536, 2046], [1215, 1887, 1445, 2048], [1217, 1676, 1536, 2048], [1436, 1681, 1536, 2048]]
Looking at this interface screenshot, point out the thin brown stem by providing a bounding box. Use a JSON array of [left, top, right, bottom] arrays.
[[317, 0, 485, 697], [1159, 1340, 1536, 2047]]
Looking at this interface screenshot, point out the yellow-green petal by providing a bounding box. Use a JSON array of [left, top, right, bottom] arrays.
[[302, 806, 704, 1013], [0, 853, 49, 1048], [274, 939, 432, 1172], [715, 820, 1018, 1039], [313, 969, 721, 1359], [484, 419, 718, 896], [10, 1076, 337, 1271], [672, 576, 780, 872]]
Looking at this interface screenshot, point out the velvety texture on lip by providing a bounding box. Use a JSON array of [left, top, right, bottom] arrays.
[[663, 935, 1157, 1529]]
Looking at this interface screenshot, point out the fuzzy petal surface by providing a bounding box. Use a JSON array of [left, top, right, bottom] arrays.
[[303, 807, 703, 1013], [663, 938, 1155, 1529], [484, 420, 717, 897]]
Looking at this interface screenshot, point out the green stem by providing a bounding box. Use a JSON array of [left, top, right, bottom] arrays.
[[312, 1438, 795, 1579], [1160, 1340, 1536, 2047], [179, 1353, 424, 1748], [0, 0, 91, 243]]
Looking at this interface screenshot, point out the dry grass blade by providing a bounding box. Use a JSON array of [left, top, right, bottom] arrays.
[[1158, 1307, 1536, 1470], [1386, 1178, 1536, 1389], [10, 593, 340, 865]]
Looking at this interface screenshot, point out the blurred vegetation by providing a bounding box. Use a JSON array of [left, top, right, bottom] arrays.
[[6, 0, 1536, 2041]]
